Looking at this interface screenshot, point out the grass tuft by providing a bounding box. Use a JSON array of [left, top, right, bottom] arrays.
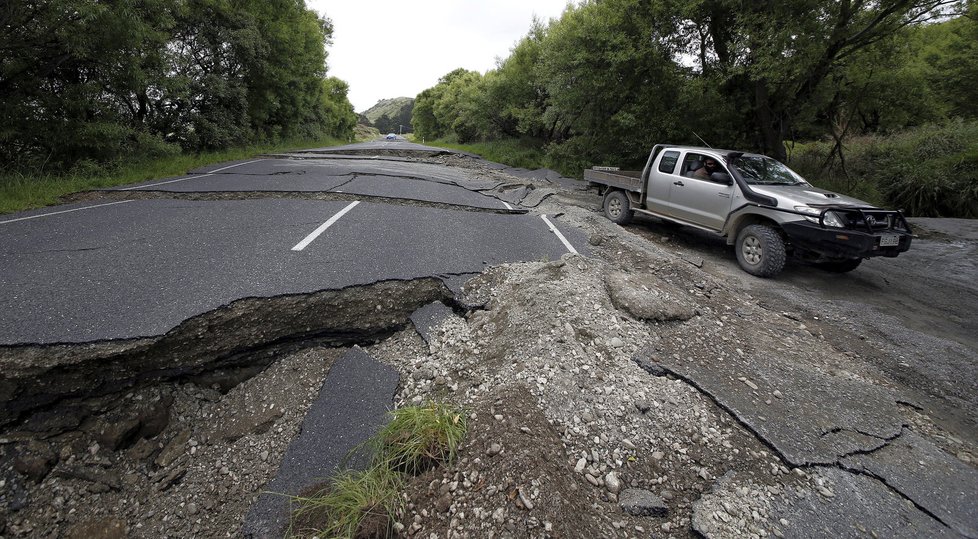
[[287, 403, 467, 539], [374, 403, 467, 475], [287, 466, 403, 539]]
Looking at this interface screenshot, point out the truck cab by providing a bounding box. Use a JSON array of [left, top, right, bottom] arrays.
[[585, 145, 913, 277]]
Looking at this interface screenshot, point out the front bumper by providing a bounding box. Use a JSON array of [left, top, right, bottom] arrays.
[[782, 220, 913, 259]]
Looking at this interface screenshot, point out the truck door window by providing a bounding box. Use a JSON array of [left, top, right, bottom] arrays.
[[658, 151, 679, 174], [681, 154, 700, 177], [683, 154, 727, 182]]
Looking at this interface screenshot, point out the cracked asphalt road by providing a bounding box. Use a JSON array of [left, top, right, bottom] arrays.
[[0, 146, 585, 345], [1, 143, 974, 538], [613, 211, 978, 538]]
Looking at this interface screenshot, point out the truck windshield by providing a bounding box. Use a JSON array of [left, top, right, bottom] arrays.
[[732, 156, 807, 186]]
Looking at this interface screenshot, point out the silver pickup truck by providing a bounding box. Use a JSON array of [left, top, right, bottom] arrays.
[[585, 145, 913, 277]]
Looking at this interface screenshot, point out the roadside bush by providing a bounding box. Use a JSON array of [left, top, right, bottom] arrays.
[[789, 120, 978, 217], [432, 139, 550, 172]]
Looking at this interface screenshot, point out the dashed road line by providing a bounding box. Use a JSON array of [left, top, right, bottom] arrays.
[[502, 201, 514, 210], [291, 201, 361, 251], [541, 214, 579, 255], [118, 159, 263, 191], [0, 200, 136, 225]]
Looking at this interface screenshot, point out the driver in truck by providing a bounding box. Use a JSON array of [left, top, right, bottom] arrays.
[[693, 158, 721, 180]]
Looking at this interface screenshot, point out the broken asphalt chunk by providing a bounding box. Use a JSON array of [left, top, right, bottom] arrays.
[[841, 430, 978, 538], [619, 488, 669, 517], [770, 468, 959, 539], [410, 301, 459, 346], [605, 271, 698, 322], [657, 350, 904, 466], [242, 347, 399, 538]]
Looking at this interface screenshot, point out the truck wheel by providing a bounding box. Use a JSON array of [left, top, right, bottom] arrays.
[[735, 224, 786, 277], [604, 190, 634, 225], [816, 258, 862, 273]]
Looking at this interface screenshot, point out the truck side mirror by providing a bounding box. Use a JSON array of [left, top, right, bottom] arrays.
[[711, 172, 733, 185]]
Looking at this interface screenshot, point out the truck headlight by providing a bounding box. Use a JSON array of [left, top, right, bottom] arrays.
[[794, 206, 845, 228]]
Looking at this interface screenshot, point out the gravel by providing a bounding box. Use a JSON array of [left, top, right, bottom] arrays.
[[2, 156, 973, 538]]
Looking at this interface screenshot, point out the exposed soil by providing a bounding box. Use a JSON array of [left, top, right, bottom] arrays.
[[1, 153, 975, 538]]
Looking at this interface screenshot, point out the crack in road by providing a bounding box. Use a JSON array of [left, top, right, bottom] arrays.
[[636, 360, 800, 464], [831, 457, 957, 534], [65, 189, 526, 214], [0, 278, 455, 429], [638, 361, 970, 537]]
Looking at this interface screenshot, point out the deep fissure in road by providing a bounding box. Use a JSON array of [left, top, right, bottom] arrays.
[[0, 278, 454, 431]]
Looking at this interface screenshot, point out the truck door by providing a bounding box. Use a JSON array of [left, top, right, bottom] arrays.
[[644, 150, 679, 214], [667, 152, 736, 231]]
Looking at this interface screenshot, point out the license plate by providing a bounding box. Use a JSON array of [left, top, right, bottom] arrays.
[[880, 234, 899, 247]]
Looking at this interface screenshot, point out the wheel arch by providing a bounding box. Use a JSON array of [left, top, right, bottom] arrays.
[[725, 213, 783, 245]]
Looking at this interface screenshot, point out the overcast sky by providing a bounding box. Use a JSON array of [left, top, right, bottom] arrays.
[[307, 1, 576, 113]]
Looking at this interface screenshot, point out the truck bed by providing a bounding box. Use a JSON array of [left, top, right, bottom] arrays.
[[584, 168, 643, 193]]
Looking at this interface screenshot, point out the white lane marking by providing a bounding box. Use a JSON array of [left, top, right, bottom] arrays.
[[291, 201, 360, 251], [118, 173, 212, 191], [118, 159, 263, 191], [210, 159, 263, 173], [502, 201, 514, 210], [541, 214, 579, 255], [0, 200, 136, 225]]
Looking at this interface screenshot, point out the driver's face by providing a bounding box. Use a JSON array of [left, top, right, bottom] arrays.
[[705, 160, 717, 169]]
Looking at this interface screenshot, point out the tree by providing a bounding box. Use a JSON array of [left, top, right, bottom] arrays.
[[538, 0, 684, 166], [663, 0, 960, 161], [0, 0, 354, 172], [918, 1, 978, 119], [411, 68, 482, 141]]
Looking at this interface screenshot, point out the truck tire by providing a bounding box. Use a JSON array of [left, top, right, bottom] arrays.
[[816, 257, 862, 273], [604, 190, 634, 225], [735, 224, 786, 277]]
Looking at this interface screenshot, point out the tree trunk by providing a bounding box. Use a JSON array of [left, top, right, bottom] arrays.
[[753, 80, 787, 162]]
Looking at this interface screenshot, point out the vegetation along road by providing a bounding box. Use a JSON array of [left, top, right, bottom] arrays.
[[1, 143, 975, 538], [1, 0, 976, 537]]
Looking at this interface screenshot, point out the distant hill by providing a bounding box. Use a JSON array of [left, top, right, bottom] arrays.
[[361, 97, 414, 134], [361, 97, 413, 122]]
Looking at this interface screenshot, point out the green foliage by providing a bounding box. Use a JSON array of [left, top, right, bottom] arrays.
[[0, 136, 346, 215], [789, 120, 978, 218], [374, 403, 467, 475], [0, 0, 355, 174], [914, 1, 978, 119], [537, 0, 684, 165], [410, 0, 966, 177], [287, 403, 467, 539], [411, 68, 487, 143], [869, 121, 978, 218], [430, 139, 550, 172], [286, 466, 402, 539]]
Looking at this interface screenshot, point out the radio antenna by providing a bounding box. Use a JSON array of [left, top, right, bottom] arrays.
[[692, 131, 713, 148]]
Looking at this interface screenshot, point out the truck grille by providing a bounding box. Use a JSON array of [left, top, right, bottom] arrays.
[[838, 210, 906, 232]]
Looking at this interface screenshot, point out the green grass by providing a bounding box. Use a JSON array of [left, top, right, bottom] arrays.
[[287, 403, 467, 539], [354, 124, 381, 142], [373, 402, 466, 475], [287, 466, 403, 539], [0, 137, 348, 215], [425, 138, 549, 171], [788, 120, 978, 217]]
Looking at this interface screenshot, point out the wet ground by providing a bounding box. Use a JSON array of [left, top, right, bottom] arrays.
[[1, 143, 975, 538]]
